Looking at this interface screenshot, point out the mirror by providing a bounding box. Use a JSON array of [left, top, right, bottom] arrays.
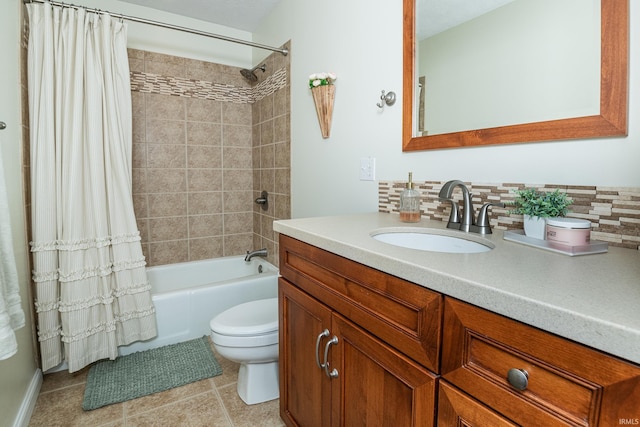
[[402, 0, 628, 151]]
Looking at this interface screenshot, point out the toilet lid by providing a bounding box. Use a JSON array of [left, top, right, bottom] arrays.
[[210, 298, 278, 336]]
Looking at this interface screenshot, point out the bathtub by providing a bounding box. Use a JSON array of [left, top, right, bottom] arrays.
[[118, 255, 279, 356]]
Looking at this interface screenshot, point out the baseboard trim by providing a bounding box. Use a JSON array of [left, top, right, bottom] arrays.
[[13, 369, 42, 427]]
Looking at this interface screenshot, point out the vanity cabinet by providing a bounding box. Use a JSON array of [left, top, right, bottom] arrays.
[[442, 297, 640, 426], [278, 235, 441, 426], [278, 234, 640, 426]]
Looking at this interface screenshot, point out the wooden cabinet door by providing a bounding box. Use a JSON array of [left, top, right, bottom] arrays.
[[330, 313, 437, 427], [280, 278, 333, 427]]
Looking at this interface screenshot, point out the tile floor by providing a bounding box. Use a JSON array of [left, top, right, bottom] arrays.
[[28, 339, 284, 427]]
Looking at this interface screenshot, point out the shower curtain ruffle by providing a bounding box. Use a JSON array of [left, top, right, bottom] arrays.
[[27, 2, 157, 372]]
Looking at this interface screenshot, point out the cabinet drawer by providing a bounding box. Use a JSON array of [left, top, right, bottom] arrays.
[[442, 297, 640, 426], [279, 235, 442, 372], [438, 381, 517, 427]]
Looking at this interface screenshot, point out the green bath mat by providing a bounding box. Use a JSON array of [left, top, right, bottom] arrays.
[[83, 336, 222, 410]]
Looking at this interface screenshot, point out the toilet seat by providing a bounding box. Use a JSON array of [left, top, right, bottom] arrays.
[[210, 298, 278, 347]]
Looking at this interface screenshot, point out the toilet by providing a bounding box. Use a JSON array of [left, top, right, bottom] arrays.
[[209, 297, 279, 405]]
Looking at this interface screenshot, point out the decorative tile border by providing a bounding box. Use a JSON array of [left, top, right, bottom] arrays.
[[130, 67, 287, 104], [379, 181, 640, 250]]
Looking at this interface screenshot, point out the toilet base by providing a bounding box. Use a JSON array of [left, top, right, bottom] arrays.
[[237, 361, 279, 405]]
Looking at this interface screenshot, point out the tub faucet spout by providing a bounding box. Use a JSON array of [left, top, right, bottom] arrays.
[[245, 248, 268, 262]]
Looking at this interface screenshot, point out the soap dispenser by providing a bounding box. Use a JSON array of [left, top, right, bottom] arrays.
[[399, 172, 421, 223]]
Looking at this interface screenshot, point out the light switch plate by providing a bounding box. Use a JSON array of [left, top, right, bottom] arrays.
[[359, 157, 376, 181]]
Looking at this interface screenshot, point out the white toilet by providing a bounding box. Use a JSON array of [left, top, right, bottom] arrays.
[[209, 297, 279, 405]]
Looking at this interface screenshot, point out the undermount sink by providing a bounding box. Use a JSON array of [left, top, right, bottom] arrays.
[[371, 228, 494, 254]]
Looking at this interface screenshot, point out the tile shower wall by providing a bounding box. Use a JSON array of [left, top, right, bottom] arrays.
[[127, 47, 290, 266], [379, 181, 640, 250]]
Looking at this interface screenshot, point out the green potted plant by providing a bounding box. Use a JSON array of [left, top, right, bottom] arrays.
[[511, 188, 573, 239]]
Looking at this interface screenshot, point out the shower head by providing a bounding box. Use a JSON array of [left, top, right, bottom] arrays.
[[240, 64, 266, 82]]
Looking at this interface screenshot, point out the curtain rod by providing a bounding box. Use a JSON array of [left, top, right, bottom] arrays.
[[25, 0, 289, 56]]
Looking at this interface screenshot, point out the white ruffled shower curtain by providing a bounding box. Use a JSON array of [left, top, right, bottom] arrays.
[[27, 2, 157, 372]]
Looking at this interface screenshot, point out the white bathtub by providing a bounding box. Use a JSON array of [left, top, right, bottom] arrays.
[[118, 255, 279, 356]]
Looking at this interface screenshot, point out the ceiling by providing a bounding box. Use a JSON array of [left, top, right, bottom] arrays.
[[118, 0, 283, 32], [118, 0, 515, 39]]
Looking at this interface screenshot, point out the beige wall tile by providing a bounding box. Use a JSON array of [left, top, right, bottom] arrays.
[[273, 114, 288, 143], [187, 122, 222, 146], [132, 143, 147, 168], [260, 169, 275, 194], [223, 169, 252, 190], [149, 240, 188, 265], [132, 194, 148, 218], [189, 214, 223, 237], [275, 169, 290, 195], [149, 216, 188, 242], [131, 168, 147, 195], [274, 141, 290, 168], [147, 144, 186, 169], [148, 193, 188, 217], [188, 169, 222, 192], [223, 233, 254, 256], [146, 93, 185, 120], [260, 94, 274, 122], [223, 147, 252, 169], [146, 119, 185, 144], [260, 121, 274, 145], [260, 144, 275, 169], [223, 124, 252, 147], [222, 103, 251, 126], [223, 190, 253, 213], [189, 237, 224, 260], [146, 169, 187, 193], [186, 98, 222, 122], [189, 191, 223, 215], [224, 212, 253, 234], [187, 145, 222, 169]]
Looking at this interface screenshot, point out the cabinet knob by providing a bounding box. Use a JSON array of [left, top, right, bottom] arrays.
[[507, 368, 529, 391]]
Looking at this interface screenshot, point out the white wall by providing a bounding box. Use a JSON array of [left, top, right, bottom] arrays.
[[255, 0, 640, 218], [1, 2, 39, 426]]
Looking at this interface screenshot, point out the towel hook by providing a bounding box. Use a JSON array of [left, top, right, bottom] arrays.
[[376, 90, 396, 108], [0, 122, 6, 130]]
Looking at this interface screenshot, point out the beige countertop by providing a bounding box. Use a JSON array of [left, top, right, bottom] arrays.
[[274, 212, 640, 365]]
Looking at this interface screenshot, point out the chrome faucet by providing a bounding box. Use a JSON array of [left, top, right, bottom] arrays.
[[244, 248, 268, 262], [439, 180, 474, 232], [438, 180, 505, 234]]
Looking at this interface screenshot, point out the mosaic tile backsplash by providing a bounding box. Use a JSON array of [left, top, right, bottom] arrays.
[[379, 181, 640, 250]]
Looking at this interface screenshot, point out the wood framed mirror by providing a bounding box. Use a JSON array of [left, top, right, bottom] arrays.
[[402, 0, 628, 151]]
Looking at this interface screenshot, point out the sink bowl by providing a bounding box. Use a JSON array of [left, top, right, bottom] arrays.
[[371, 228, 494, 254]]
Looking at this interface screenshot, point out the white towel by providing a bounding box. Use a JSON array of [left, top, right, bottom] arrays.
[[0, 148, 25, 360]]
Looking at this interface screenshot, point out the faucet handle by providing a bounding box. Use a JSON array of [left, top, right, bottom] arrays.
[[439, 198, 461, 230], [471, 202, 506, 234]]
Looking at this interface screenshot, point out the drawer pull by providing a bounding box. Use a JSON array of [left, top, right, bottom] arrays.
[[507, 368, 529, 391], [315, 329, 330, 369]]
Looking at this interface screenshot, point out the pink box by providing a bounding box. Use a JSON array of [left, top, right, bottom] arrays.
[[546, 218, 591, 246]]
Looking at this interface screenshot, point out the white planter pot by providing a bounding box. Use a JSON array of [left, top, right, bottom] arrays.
[[523, 215, 547, 240]]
